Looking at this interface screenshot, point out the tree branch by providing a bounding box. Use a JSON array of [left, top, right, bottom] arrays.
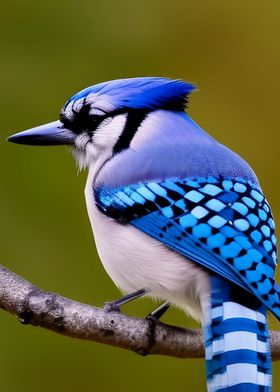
[[0, 264, 279, 360]]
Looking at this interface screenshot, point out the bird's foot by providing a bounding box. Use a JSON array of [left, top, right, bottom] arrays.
[[104, 288, 149, 312], [146, 301, 171, 322]]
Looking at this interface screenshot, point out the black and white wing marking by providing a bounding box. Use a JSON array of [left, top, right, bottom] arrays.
[[95, 176, 280, 319]]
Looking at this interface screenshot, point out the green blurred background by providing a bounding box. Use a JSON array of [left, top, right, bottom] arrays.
[[0, 0, 279, 390]]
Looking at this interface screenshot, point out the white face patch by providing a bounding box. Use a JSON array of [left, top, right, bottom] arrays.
[[74, 132, 91, 150], [92, 114, 127, 148], [71, 113, 127, 170], [72, 133, 95, 170]]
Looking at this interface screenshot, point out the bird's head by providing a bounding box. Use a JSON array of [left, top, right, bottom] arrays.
[[7, 77, 195, 169]]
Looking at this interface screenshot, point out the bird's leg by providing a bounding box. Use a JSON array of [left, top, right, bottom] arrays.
[[146, 301, 171, 321], [104, 288, 149, 312], [144, 302, 171, 350], [104, 289, 170, 322]]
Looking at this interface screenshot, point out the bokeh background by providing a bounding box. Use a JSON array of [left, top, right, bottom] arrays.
[[0, 0, 280, 390]]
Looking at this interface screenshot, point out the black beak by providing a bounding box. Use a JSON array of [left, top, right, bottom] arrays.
[[7, 121, 76, 146]]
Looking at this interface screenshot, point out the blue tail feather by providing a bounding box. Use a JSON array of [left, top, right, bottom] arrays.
[[204, 274, 272, 392]]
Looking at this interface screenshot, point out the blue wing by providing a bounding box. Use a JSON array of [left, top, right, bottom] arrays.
[[95, 175, 280, 319]]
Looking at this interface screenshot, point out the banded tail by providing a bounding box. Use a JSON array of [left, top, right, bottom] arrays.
[[204, 274, 272, 392]]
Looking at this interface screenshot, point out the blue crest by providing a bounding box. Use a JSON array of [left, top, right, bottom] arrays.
[[64, 77, 196, 112]]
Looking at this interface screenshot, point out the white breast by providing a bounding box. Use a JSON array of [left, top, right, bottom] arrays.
[[85, 170, 210, 322]]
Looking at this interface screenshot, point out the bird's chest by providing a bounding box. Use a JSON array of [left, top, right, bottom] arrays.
[[85, 179, 209, 321]]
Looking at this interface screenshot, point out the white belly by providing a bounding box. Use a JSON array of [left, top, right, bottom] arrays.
[[85, 179, 210, 322]]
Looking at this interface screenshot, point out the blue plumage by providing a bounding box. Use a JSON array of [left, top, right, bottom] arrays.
[[95, 110, 259, 189], [64, 77, 195, 111], [8, 76, 279, 392], [95, 176, 279, 320], [96, 174, 277, 391], [205, 274, 271, 391]]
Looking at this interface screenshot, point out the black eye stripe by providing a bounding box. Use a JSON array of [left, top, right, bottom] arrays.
[[60, 104, 150, 145], [60, 105, 129, 134], [60, 111, 105, 134], [113, 109, 150, 154]]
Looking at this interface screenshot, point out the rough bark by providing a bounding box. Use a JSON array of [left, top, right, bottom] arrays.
[[0, 265, 279, 360]]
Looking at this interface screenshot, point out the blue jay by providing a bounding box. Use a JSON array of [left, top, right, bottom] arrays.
[[8, 77, 279, 391]]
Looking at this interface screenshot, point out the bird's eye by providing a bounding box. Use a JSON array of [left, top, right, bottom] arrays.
[[60, 107, 106, 134], [88, 114, 106, 127]]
